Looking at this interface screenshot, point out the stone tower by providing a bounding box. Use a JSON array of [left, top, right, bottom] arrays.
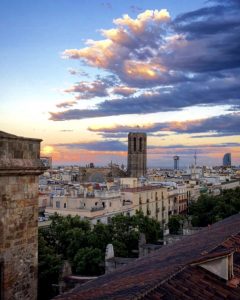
[[0, 131, 46, 300], [127, 132, 147, 177]]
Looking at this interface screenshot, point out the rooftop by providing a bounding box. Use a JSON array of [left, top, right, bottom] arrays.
[[54, 213, 240, 300], [122, 185, 165, 193]]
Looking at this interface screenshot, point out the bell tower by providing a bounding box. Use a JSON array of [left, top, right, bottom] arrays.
[[127, 132, 147, 178]]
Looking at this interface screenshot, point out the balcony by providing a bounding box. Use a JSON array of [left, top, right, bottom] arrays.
[[123, 200, 132, 206], [90, 206, 105, 212]]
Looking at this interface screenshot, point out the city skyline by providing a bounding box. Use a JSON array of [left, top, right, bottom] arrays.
[[1, 0, 240, 167]]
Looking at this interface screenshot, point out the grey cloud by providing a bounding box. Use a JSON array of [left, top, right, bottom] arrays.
[[50, 79, 240, 120], [149, 142, 240, 150], [54, 140, 127, 152], [64, 80, 110, 100], [88, 113, 240, 138]]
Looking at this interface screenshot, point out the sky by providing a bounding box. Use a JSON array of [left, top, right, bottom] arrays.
[[1, 0, 240, 168]]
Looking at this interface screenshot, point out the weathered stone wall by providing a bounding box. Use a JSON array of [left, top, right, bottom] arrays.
[[127, 132, 147, 178], [0, 131, 46, 300]]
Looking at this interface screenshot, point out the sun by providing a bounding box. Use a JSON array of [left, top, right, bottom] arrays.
[[42, 145, 54, 155]]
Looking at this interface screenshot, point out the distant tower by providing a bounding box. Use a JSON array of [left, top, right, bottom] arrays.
[[127, 132, 147, 177], [194, 151, 197, 166], [173, 156, 179, 170], [223, 153, 231, 167]]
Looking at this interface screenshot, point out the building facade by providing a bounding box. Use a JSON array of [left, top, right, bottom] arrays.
[[0, 131, 45, 300], [127, 132, 147, 178]]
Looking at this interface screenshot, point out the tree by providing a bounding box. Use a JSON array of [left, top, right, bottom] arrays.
[[38, 232, 62, 300], [188, 187, 240, 227], [110, 214, 139, 257], [73, 247, 103, 276], [168, 215, 184, 234], [38, 212, 163, 297], [88, 222, 112, 252]]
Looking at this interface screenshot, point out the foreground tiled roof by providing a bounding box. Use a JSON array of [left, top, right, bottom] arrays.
[[54, 214, 240, 300]]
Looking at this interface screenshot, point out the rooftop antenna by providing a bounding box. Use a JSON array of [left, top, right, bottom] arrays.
[[194, 150, 197, 167]]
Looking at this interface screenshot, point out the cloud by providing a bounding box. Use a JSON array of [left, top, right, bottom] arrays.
[[59, 129, 73, 132], [50, 78, 240, 120], [62, 9, 171, 85], [149, 142, 240, 150], [112, 86, 137, 96], [68, 68, 78, 75], [130, 5, 142, 14], [64, 80, 110, 99], [68, 68, 89, 77], [51, 2, 240, 121], [54, 140, 127, 152], [87, 113, 240, 137], [56, 101, 77, 108]]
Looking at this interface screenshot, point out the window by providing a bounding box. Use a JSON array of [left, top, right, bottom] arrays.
[[139, 137, 142, 151], [134, 137, 136, 151], [64, 203, 66, 208], [56, 201, 60, 208]]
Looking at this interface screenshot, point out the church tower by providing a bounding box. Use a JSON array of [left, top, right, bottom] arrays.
[[127, 132, 147, 178]]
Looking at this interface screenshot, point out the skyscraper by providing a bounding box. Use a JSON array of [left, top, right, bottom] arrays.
[[223, 153, 231, 167], [127, 132, 147, 177], [173, 156, 179, 170]]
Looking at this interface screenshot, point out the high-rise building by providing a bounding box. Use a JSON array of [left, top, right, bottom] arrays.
[[173, 156, 179, 170], [223, 153, 231, 167], [127, 132, 147, 177]]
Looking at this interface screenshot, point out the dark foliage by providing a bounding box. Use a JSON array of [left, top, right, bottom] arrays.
[[189, 187, 240, 227]]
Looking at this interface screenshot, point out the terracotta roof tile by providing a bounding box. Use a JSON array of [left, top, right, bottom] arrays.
[[54, 213, 240, 300]]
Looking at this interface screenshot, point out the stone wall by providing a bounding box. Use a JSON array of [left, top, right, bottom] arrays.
[[0, 131, 46, 300]]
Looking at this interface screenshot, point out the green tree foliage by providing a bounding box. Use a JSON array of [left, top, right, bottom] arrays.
[[38, 212, 162, 297], [73, 247, 103, 276], [189, 187, 240, 227], [87, 222, 113, 252], [38, 231, 62, 299], [110, 214, 138, 257], [132, 211, 162, 243], [168, 215, 184, 234]]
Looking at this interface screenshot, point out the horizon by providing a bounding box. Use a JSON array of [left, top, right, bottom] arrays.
[[1, 0, 240, 166]]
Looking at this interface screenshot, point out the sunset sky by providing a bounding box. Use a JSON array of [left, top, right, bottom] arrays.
[[1, 0, 240, 167]]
